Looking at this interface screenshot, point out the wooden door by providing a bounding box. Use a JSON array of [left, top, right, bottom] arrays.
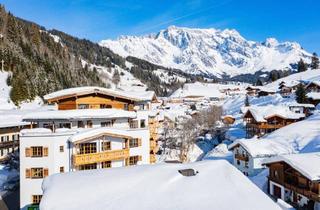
[[273, 185, 282, 199]]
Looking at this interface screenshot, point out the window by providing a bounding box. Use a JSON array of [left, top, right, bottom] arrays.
[[245, 161, 249, 168], [79, 143, 96, 154], [59, 123, 71, 129], [31, 147, 43, 157], [78, 163, 97, 171], [237, 160, 240, 165], [101, 141, 111, 151], [59, 146, 64, 152], [129, 120, 139, 129], [12, 134, 19, 141], [124, 104, 128, 111], [101, 121, 112, 127], [101, 161, 111, 168], [29, 168, 47, 179], [129, 139, 139, 148], [140, 119, 146, 128], [1, 136, 8, 142], [77, 121, 85, 128], [32, 195, 42, 204], [87, 120, 93, 128], [100, 104, 112, 109], [129, 156, 140, 166], [78, 104, 89, 109], [60, 167, 64, 173]]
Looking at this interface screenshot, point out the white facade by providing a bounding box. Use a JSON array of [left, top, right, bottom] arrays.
[[20, 110, 152, 210], [231, 144, 271, 177]]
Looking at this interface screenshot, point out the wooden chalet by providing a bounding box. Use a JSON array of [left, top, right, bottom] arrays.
[[243, 106, 305, 138], [246, 86, 261, 96], [265, 153, 320, 209], [306, 81, 320, 93], [44, 86, 157, 111]]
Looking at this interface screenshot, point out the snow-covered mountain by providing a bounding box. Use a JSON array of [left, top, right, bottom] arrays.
[[100, 26, 311, 77]]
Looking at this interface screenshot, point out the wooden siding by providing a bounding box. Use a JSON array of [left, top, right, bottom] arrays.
[[54, 93, 137, 110]]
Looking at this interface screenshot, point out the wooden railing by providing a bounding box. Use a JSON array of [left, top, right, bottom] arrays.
[[246, 123, 284, 129], [269, 177, 320, 202], [283, 182, 320, 202], [235, 153, 249, 162], [0, 140, 19, 149], [73, 149, 129, 166]]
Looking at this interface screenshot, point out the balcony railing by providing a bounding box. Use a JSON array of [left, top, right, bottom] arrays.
[[246, 123, 284, 129], [0, 140, 19, 149], [235, 153, 249, 162], [73, 149, 129, 166], [269, 177, 320, 202]]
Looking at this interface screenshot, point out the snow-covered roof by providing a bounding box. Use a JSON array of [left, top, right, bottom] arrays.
[[264, 152, 320, 181], [22, 109, 136, 121], [306, 81, 320, 88], [244, 105, 305, 122], [43, 86, 156, 102], [0, 110, 31, 128], [170, 82, 224, 99], [287, 102, 315, 108], [68, 127, 141, 143], [229, 138, 294, 158], [40, 160, 281, 210], [307, 92, 320, 100]]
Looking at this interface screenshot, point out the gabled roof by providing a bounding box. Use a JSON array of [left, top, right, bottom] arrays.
[[44, 86, 156, 102], [306, 81, 320, 89], [264, 152, 320, 181], [243, 105, 305, 122], [307, 92, 320, 100], [229, 138, 294, 158], [23, 109, 136, 121]]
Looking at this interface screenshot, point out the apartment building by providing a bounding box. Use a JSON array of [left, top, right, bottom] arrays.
[[19, 86, 160, 210]]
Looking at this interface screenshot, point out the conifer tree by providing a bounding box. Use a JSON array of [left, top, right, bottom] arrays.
[[297, 59, 308, 72], [311, 52, 319, 70], [245, 94, 250, 107], [295, 84, 308, 103]]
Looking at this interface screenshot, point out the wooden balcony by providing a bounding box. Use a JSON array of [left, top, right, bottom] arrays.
[[73, 149, 129, 166], [269, 177, 320, 202], [235, 153, 249, 162], [0, 140, 19, 149], [247, 123, 284, 129]]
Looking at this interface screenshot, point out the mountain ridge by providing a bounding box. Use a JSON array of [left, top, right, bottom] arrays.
[[100, 25, 312, 77]]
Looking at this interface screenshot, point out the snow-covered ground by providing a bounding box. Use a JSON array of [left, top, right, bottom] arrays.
[[40, 160, 281, 210], [0, 71, 15, 109]]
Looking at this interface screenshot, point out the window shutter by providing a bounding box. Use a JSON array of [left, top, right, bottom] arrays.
[[25, 148, 31, 157], [138, 155, 142, 161], [43, 168, 49, 177], [25, 169, 31, 178], [138, 138, 142, 147], [125, 158, 129, 166], [43, 147, 48, 157]]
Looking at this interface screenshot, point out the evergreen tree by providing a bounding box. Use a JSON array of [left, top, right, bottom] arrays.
[[295, 84, 308, 103], [112, 69, 120, 86], [245, 94, 250, 107], [311, 52, 319, 70], [256, 79, 263, 86], [297, 59, 308, 72]]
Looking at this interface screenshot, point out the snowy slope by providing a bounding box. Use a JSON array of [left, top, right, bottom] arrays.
[[100, 26, 311, 77], [264, 69, 320, 91], [0, 71, 15, 109], [40, 160, 281, 210]]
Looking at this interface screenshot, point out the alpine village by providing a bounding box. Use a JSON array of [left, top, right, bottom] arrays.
[[0, 2, 320, 210]]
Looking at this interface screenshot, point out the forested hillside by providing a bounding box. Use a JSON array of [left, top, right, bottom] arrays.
[[0, 5, 187, 104]]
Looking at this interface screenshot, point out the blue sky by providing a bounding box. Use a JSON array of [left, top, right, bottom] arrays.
[[2, 0, 320, 53]]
